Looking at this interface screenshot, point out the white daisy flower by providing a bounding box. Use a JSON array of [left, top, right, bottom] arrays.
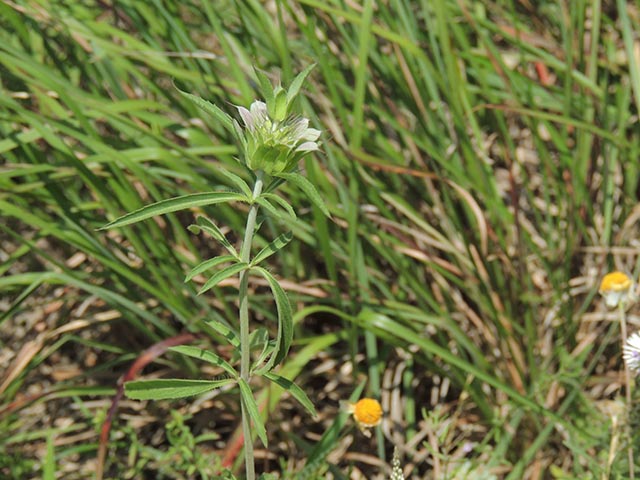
[[623, 331, 640, 374], [599, 271, 635, 308]]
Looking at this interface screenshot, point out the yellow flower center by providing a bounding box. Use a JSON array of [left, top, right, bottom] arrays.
[[351, 398, 383, 427], [599, 271, 632, 292]]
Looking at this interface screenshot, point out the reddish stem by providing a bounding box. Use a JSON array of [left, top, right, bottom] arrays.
[[96, 332, 197, 480]]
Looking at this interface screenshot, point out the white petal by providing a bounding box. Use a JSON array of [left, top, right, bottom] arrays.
[[237, 106, 253, 129], [604, 291, 623, 308], [250, 101, 268, 119], [289, 118, 309, 141], [296, 141, 319, 152], [302, 128, 321, 141], [628, 332, 640, 350]]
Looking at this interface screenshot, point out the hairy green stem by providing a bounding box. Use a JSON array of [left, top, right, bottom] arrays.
[[619, 303, 634, 480], [238, 170, 264, 480]]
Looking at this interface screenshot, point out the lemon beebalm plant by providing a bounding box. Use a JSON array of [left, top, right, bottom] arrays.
[[100, 65, 327, 480]]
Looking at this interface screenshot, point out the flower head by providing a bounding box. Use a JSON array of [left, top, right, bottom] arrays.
[[347, 398, 382, 436], [599, 271, 634, 308], [236, 100, 321, 175], [623, 331, 640, 374]]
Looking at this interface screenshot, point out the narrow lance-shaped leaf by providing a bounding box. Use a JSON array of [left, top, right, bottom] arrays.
[[177, 88, 235, 134], [263, 372, 317, 417], [252, 341, 275, 374], [276, 172, 330, 217], [261, 193, 297, 221], [238, 378, 268, 447], [254, 196, 295, 224], [254, 193, 297, 224], [215, 167, 253, 198], [185, 255, 237, 283], [189, 216, 238, 257], [273, 89, 288, 122], [99, 192, 247, 230], [125, 379, 234, 400], [286, 64, 316, 109], [169, 345, 238, 378], [251, 231, 293, 267], [251, 266, 293, 372], [254, 68, 275, 113], [203, 320, 240, 348], [198, 262, 249, 295], [249, 327, 273, 373]]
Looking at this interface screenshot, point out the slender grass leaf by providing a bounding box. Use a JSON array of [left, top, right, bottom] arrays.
[[263, 372, 317, 417], [198, 262, 249, 295], [0, 278, 43, 327], [0, 271, 171, 339], [251, 267, 293, 372], [43, 433, 55, 480], [251, 231, 293, 267], [185, 255, 237, 283], [357, 309, 562, 421], [100, 192, 247, 230], [238, 378, 268, 447], [276, 172, 330, 217], [300, 381, 365, 477], [124, 379, 234, 400], [169, 345, 238, 378]]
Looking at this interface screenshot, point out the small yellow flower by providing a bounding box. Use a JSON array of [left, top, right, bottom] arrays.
[[599, 271, 634, 308], [347, 398, 382, 436]]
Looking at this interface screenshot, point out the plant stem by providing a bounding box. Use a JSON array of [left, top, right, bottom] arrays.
[[619, 303, 635, 480], [238, 170, 264, 480]]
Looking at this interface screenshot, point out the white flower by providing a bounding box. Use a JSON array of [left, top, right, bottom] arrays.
[[599, 271, 635, 308], [237, 101, 269, 132], [623, 332, 640, 374], [235, 100, 321, 175]]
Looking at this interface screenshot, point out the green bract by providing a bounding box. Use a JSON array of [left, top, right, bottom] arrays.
[[237, 100, 321, 175]]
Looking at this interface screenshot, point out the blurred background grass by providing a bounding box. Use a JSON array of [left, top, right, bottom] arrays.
[[2, 0, 640, 478]]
